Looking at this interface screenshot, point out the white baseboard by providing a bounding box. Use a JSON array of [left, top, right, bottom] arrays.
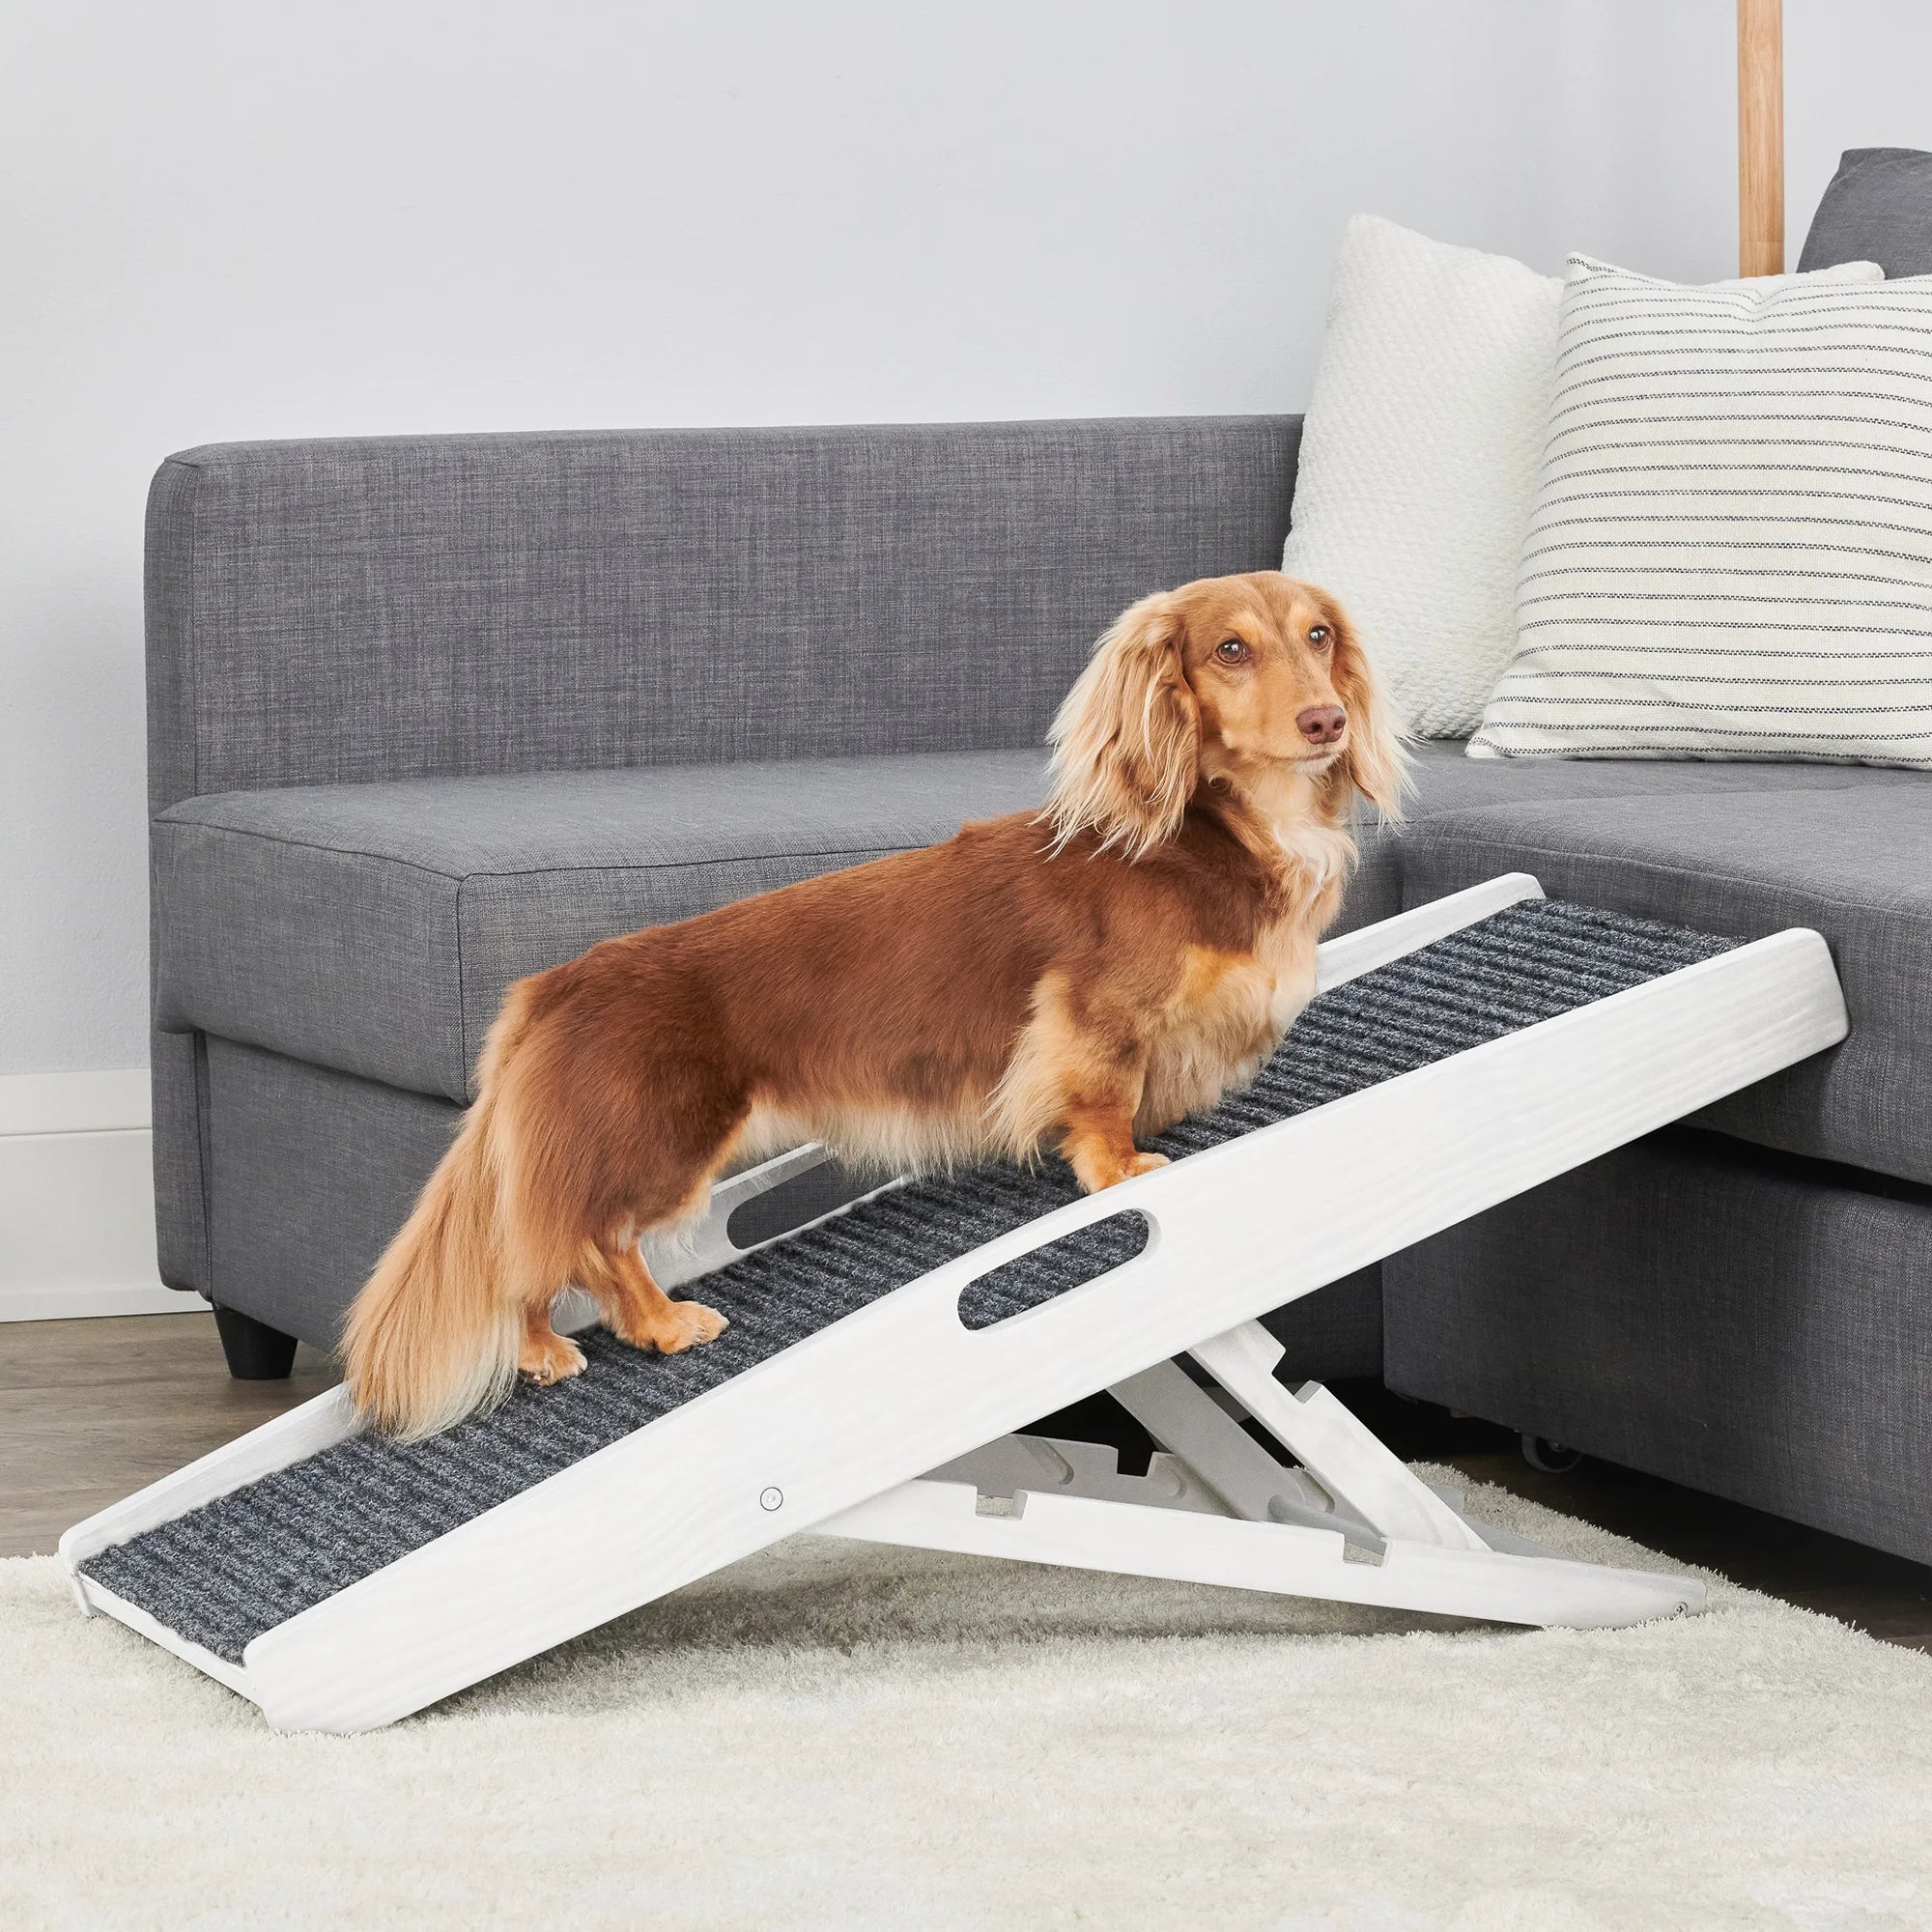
[[0, 1067, 152, 1136], [0, 1282, 203, 1321], [0, 1069, 200, 1323]]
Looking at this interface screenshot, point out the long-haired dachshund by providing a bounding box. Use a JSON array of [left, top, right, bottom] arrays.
[[344, 571, 1406, 1436]]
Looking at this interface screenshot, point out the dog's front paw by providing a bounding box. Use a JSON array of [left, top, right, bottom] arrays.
[[627, 1298, 729, 1355], [519, 1331, 587, 1386], [1072, 1147, 1172, 1191]]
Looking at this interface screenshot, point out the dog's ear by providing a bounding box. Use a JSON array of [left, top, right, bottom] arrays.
[[1324, 599, 1410, 821], [1043, 590, 1200, 858]]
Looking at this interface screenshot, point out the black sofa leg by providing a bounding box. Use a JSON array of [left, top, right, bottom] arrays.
[[212, 1304, 298, 1380]]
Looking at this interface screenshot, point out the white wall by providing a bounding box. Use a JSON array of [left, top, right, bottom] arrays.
[[1, 0, 1922, 1077]]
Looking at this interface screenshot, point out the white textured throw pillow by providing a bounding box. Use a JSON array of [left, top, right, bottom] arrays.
[[1283, 215, 1561, 737], [1471, 253, 1932, 766]]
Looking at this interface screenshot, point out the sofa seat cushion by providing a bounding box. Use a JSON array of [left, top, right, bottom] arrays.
[[1399, 738, 1932, 809], [1401, 781, 1932, 1185], [156, 749, 1052, 1103], [1345, 740, 1932, 934]]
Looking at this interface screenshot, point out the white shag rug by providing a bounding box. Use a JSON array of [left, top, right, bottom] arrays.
[[4, 1470, 1930, 1931]]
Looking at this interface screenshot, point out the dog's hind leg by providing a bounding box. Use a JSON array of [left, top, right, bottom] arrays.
[[518, 1302, 587, 1386], [582, 1240, 730, 1356]]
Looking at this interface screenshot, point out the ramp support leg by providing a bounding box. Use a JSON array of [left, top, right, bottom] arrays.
[[1185, 1322, 1489, 1552], [816, 1469, 1704, 1630], [817, 1322, 1706, 1631]]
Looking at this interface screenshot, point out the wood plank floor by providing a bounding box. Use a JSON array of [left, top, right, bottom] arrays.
[[5, 1315, 1929, 1657], [0, 1313, 337, 1557]]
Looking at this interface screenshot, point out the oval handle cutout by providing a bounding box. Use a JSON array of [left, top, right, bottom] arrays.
[[956, 1209, 1152, 1331]]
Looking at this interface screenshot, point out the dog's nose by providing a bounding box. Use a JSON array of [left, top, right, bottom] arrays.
[[1296, 704, 1347, 746]]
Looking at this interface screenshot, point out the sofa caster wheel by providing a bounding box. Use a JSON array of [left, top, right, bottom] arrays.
[[213, 1305, 298, 1380], [1521, 1434, 1583, 1475]]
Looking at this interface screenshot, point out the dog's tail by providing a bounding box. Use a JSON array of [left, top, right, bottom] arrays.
[[342, 993, 546, 1439]]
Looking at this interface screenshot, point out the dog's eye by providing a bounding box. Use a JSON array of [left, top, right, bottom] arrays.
[[1309, 625, 1331, 648], [1214, 639, 1247, 664]]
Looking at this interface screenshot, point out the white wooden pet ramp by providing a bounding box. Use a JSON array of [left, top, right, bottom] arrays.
[[63, 876, 1848, 1732]]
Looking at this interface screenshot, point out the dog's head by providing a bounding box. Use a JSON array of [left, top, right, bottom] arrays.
[[1044, 572, 1407, 857]]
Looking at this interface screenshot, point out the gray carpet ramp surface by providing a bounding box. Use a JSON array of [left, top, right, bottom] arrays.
[[81, 900, 1732, 1662]]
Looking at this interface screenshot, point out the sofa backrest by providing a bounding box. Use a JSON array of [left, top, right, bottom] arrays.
[[146, 416, 1301, 811]]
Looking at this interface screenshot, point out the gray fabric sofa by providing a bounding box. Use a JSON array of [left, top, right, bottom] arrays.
[[146, 415, 1932, 1567]]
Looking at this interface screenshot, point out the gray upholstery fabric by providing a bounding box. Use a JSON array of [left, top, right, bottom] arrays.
[[205, 1038, 461, 1348], [1401, 782, 1932, 1186], [1399, 738, 1932, 808], [158, 749, 1052, 1101], [1259, 1267, 1382, 1380], [149, 1028, 210, 1293], [1798, 147, 1932, 276], [1385, 1128, 1932, 1567], [144, 417, 1299, 814]]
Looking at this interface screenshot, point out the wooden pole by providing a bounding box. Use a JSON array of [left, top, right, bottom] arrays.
[[1738, 0, 1784, 275]]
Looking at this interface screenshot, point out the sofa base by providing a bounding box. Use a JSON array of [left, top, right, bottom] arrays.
[[205, 1039, 463, 1350], [196, 1036, 1385, 1378], [1386, 1127, 1932, 1568], [199, 1039, 912, 1353]]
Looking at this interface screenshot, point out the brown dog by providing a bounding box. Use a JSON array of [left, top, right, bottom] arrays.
[[343, 572, 1406, 1435]]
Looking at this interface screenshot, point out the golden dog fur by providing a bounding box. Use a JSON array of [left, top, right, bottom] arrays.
[[343, 572, 1406, 1436]]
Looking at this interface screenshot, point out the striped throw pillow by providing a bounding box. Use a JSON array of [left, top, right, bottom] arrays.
[[1469, 253, 1932, 767]]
